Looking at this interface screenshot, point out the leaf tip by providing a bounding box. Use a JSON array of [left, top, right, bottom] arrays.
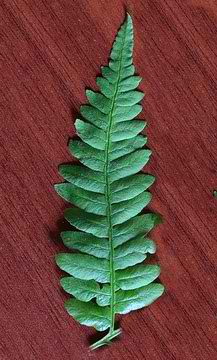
[[54, 253, 61, 266], [58, 164, 66, 175], [126, 12, 132, 23], [85, 89, 93, 98], [54, 183, 60, 192], [159, 284, 165, 296]]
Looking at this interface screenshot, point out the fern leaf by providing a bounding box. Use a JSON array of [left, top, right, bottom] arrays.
[[55, 13, 164, 350]]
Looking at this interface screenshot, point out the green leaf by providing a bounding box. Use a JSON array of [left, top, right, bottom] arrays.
[[96, 77, 116, 98], [75, 119, 106, 150], [65, 299, 110, 331], [109, 149, 152, 182], [113, 213, 162, 247], [68, 140, 104, 171], [64, 208, 108, 237], [58, 165, 105, 193], [110, 135, 147, 161], [112, 104, 142, 122], [115, 284, 164, 314], [55, 183, 106, 215], [111, 192, 152, 225], [80, 105, 108, 130], [111, 175, 155, 202], [96, 284, 111, 306], [86, 90, 111, 114], [61, 277, 100, 302], [55, 14, 164, 349], [114, 252, 147, 270], [61, 231, 109, 259], [119, 76, 142, 91], [116, 90, 144, 106], [111, 121, 146, 143], [114, 236, 156, 256], [116, 264, 161, 290], [55, 253, 109, 282]]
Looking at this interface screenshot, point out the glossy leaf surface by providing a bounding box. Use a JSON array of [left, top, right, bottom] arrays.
[[55, 14, 164, 350]]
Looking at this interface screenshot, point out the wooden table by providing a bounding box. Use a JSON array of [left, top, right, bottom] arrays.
[[0, 1, 217, 359]]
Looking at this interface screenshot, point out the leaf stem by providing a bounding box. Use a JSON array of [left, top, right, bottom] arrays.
[[90, 329, 122, 350], [91, 20, 128, 351], [104, 24, 127, 334]]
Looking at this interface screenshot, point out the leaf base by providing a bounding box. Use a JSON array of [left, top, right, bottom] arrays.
[[90, 328, 122, 350]]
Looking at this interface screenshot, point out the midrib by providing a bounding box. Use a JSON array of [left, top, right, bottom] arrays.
[[104, 27, 127, 333]]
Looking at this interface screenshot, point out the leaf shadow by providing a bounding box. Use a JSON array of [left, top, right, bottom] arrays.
[[49, 215, 71, 247], [70, 107, 80, 127]]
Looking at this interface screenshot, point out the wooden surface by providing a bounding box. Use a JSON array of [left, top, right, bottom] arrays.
[[0, 1, 217, 359]]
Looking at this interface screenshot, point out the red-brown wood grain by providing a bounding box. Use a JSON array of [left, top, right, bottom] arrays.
[[0, 1, 217, 359]]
